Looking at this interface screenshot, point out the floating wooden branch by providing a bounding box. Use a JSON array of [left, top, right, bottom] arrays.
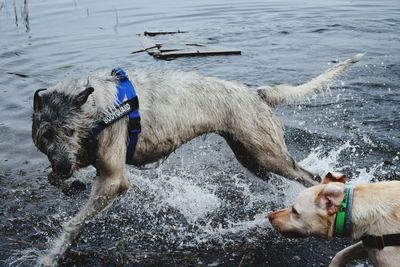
[[144, 30, 188, 37], [135, 31, 241, 60], [156, 49, 241, 59]]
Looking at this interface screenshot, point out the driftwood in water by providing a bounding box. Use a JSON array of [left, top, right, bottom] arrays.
[[156, 49, 241, 59], [135, 31, 241, 60], [136, 36, 161, 56], [144, 30, 188, 37]]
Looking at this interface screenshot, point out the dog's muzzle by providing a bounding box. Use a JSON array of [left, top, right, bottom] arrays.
[[50, 160, 73, 179], [48, 171, 86, 196]]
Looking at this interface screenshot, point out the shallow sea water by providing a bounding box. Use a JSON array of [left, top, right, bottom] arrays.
[[0, 0, 399, 266]]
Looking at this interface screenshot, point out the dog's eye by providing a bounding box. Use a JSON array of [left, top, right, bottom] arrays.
[[292, 207, 300, 216], [43, 129, 55, 141], [65, 128, 75, 137]]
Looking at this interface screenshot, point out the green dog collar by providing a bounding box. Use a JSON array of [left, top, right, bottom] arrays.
[[334, 185, 353, 237]]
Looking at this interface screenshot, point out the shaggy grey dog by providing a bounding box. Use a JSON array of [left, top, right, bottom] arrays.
[[32, 54, 362, 266]]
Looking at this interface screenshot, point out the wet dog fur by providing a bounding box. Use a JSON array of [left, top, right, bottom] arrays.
[[32, 54, 362, 265], [268, 172, 400, 266]]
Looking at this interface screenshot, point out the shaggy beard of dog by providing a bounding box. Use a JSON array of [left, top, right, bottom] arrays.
[[31, 54, 362, 266]]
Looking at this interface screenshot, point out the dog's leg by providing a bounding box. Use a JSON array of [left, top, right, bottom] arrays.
[[222, 133, 317, 187], [329, 241, 368, 267], [222, 133, 271, 178], [41, 174, 128, 266], [41, 127, 128, 267]]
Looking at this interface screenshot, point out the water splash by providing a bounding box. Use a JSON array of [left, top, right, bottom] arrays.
[[7, 140, 397, 265], [114, 141, 374, 248], [299, 140, 398, 185], [7, 248, 43, 267], [299, 140, 356, 177], [129, 169, 222, 223]]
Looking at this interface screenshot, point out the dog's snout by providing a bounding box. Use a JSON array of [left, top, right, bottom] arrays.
[[268, 208, 289, 222], [268, 210, 281, 222], [52, 160, 72, 176]]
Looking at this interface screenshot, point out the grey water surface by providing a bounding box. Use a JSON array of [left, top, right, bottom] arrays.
[[0, 0, 399, 266]]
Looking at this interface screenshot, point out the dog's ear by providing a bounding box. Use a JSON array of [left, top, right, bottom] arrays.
[[33, 88, 47, 112], [322, 172, 347, 184], [318, 183, 345, 215], [74, 87, 94, 106]]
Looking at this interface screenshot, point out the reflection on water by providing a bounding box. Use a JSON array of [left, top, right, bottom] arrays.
[[9, 0, 29, 31], [0, 0, 399, 266], [23, 0, 29, 32]]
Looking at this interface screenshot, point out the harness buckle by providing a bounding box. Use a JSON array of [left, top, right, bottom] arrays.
[[111, 67, 128, 81], [374, 235, 385, 250]]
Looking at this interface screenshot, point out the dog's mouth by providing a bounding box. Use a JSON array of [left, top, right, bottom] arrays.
[[49, 162, 82, 181], [48, 170, 74, 190], [49, 170, 74, 181], [47, 170, 86, 196]]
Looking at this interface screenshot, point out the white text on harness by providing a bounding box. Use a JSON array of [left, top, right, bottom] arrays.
[[103, 103, 131, 124]]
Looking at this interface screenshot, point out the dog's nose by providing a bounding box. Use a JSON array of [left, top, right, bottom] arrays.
[[268, 211, 277, 222], [268, 210, 284, 222], [53, 160, 72, 175]]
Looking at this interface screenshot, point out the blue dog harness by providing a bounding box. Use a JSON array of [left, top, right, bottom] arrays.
[[91, 67, 141, 164]]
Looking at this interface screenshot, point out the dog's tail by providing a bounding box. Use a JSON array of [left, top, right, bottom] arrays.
[[257, 53, 364, 107]]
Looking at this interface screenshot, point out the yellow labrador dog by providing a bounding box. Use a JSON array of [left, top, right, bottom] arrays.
[[268, 172, 400, 267]]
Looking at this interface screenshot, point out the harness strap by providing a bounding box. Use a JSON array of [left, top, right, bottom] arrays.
[[91, 96, 139, 136], [91, 67, 141, 164], [361, 234, 400, 250]]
